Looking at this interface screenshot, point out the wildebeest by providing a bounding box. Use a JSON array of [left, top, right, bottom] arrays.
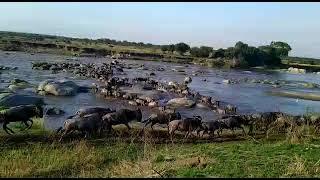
[[0, 104, 43, 135], [215, 107, 227, 115], [58, 112, 107, 142], [217, 115, 248, 136], [168, 115, 203, 141], [198, 121, 224, 138], [200, 95, 212, 105], [56, 107, 115, 133], [141, 110, 182, 131], [225, 104, 237, 114], [102, 108, 142, 132], [75, 107, 115, 117]]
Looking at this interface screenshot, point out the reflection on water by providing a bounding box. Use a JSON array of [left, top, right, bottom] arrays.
[[1, 50, 320, 129]]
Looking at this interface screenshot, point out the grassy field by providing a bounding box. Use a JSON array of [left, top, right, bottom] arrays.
[[1, 117, 320, 178], [281, 57, 320, 72]]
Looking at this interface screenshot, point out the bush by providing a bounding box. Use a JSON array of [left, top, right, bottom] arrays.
[[174, 42, 190, 55]]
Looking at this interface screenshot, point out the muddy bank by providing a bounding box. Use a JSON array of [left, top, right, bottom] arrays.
[[268, 90, 320, 101]]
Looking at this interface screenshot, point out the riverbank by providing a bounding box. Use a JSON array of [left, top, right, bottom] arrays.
[[1, 117, 320, 178]]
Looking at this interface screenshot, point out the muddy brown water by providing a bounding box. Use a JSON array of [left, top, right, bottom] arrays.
[[1, 50, 320, 130]]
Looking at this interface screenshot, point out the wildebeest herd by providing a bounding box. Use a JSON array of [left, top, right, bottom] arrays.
[[0, 104, 309, 143]]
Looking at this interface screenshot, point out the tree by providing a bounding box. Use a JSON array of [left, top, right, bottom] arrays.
[[235, 41, 248, 50], [224, 47, 235, 59], [168, 44, 175, 53], [174, 42, 190, 55], [161, 45, 169, 52], [190, 47, 201, 57], [212, 48, 225, 58], [199, 46, 213, 57], [270, 41, 292, 57]]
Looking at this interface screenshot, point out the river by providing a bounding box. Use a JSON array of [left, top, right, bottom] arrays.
[[1, 50, 320, 129]]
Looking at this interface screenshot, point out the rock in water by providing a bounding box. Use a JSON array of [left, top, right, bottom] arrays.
[[8, 79, 31, 91], [222, 79, 231, 84], [287, 67, 306, 74], [37, 80, 80, 96], [166, 97, 196, 108], [0, 94, 45, 107], [45, 106, 65, 116]]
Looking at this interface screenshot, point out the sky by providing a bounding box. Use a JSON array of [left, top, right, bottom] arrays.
[[0, 2, 320, 58]]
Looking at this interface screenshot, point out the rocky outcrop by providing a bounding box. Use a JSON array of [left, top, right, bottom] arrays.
[[166, 97, 196, 108], [8, 78, 31, 91], [37, 80, 80, 96], [287, 67, 306, 74]]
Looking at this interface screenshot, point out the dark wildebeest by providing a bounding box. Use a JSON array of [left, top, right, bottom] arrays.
[[168, 115, 203, 141], [56, 107, 115, 133], [75, 107, 115, 117], [58, 112, 108, 142], [102, 108, 142, 133], [141, 110, 182, 131], [198, 120, 225, 138], [0, 104, 43, 135], [217, 115, 249, 136]]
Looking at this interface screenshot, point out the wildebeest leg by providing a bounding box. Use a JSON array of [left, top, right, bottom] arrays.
[[20, 121, 29, 131], [59, 129, 73, 142], [25, 119, 33, 130], [201, 130, 207, 138], [196, 128, 201, 137], [210, 130, 215, 138], [248, 125, 253, 135], [125, 123, 131, 131], [241, 126, 246, 136], [217, 129, 222, 137], [56, 127, 63, 134], [144, 120, 151, 128], [84, 131, 91, 139], [231, 128, 235, 136], [150, 122, 156, 131], [3, 122, 15, 135], [98, 127, 103, 137], [169, 127, 176, 143], [184, 131, 190, 139], [264, 125, 269, 135]]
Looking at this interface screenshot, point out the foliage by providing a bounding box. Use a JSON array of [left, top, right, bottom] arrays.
[[270, 41, 292, 57], [161, 44, 175, 53], [190, 46, 213, 58], [174, 42, 190, 55]]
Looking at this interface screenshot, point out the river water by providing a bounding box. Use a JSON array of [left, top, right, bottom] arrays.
[[1, 50, 320, 129]]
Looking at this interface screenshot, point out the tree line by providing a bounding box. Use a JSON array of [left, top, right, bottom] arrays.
[[160, 41, 292, 67], [0, 31, 292, 67]]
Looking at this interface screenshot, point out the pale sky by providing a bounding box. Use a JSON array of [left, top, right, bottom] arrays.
[[0, 2, 319, 58]]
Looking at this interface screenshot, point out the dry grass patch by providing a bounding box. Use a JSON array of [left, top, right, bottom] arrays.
[[285, 155, 310, 177], [109, 159, 157, 178]]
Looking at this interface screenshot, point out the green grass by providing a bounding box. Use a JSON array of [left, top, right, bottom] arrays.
[[1, 117, 320, 178], [282, 56, 320, 66]]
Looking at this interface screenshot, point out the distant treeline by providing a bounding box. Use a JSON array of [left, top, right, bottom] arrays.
[[160, 41, 293, 67], [0, 31, 306, 68]]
